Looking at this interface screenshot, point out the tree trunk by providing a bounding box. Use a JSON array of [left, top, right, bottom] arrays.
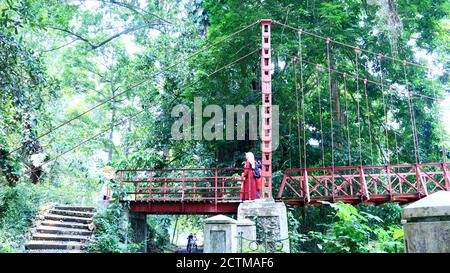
[[22, 115, 45, 184], [329, 44, 342, 148], [109, 98, 116, 162], [172, 215, 179, 244], [0, 146, 19, 186], [125, 119, 132, 158]]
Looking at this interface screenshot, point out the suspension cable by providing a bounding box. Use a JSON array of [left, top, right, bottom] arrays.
[[389, 87, 401, 164], [22, 109, 146, 181], [343, 74, 351, 165], [300, 58, 438, 101], [19, 48, 260, 181], [430, 69, 447, 162], [363, 79, 374, 165], [378, 55, 390, 164], [171, 48, 260, 102], [355, 49, 363, 166], [6, 20, 260, 158], [272, 20, 449, 75], [289, 118, 292, 168], [275, 44, 444, 167], [293, 57, 302, 168], [403, 62, 420, 163], [295, 57, 446, 163], [316, 65, 326, 168], [290, 57, 444, 164], [326, 38, 335, 168], [298, 31, 307, 169]]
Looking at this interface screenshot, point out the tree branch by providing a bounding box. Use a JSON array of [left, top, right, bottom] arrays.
[[47, 26, 96, 48], [39, 38, 80, 53], [91, 24, 148, 49], [46, 23, 159, 50], [103, 0, 172, 25]]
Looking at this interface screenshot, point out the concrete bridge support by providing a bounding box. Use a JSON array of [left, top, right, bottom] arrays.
[[203, 201, 290, 253], [402, 191, 450, 253], [237, 199, 290, 253], [203, 215, 238, 253], [128, 211, 148, 253]]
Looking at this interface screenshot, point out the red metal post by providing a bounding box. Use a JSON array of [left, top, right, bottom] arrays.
[[415, 164, 428, 196], [136, 173, 141, 201], [385, 165, 392, 195], [193, 177, 197, 199], [164, 177, 167, 201], [331, 167, 335, 200], [133, 172, 137, 200], [221, 177, 225, 201], [182, 170, 185, 202], [261, 19, 273, 199], [277, 172, 288, 199], [442, 163, 450, 190], [214, 169, 218, 205], [359, 166, 370, 201], [303, 169, 310, 203], [149, 171, 153, 200]]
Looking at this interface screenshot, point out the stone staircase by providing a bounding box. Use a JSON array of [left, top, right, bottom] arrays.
[[25, 206, 96, 253]]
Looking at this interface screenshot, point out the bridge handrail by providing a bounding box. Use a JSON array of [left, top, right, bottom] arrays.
[[118, 167, 252, 203], [116, 167, 247, 172], [283, 162, 450, 173], [278, 162, 450, 204]]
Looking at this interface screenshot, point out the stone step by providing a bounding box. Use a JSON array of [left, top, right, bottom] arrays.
[[26, 249, 86, 253], [25, 240, 84, 250], [36, 226, 92, 236], [25, 205, 96, 253], [41, 220, 89, 229], [32, 233, 91, 242], [54, 206, 95, 212], [49, 209, 94, 218], [44, 214, 92, 224]]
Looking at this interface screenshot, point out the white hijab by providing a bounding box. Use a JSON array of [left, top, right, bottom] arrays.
[[245, 152, 256, 169]]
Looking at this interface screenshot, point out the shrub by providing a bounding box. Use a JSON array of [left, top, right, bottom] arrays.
[[87, 202, 141, 253], [0, 184, 43, 252], [147, 215, 171, 252], [307, 202, 404, 253]]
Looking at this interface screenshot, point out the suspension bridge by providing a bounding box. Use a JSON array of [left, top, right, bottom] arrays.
[[16, 19, 449, 214], [117, 19, 449, 214]]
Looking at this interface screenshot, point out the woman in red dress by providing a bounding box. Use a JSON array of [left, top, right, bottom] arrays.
[[241, 152, 257, 200]]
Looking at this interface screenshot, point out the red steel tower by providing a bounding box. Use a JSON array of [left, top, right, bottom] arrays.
[[260, 19, 273, 199]]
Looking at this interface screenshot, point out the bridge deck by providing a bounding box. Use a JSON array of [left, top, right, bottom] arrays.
[[127, 200, 241, 214], [282, 193, 421, 206]]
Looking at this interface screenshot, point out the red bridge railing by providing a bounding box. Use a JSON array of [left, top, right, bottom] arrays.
[[118, 163, 450, 208], [118, 168, 248, 203], [278, 163, 450, 205]]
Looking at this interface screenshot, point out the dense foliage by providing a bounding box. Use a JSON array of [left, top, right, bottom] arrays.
[[0, 184, 41, 252], [87, 201, 140, 253], [307, 202, 404, 253], [0, 0, 448, 252]]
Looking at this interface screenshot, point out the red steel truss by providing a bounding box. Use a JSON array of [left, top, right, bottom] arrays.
[[278, 163, 450, 205], [118, 168, 248, 214]]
